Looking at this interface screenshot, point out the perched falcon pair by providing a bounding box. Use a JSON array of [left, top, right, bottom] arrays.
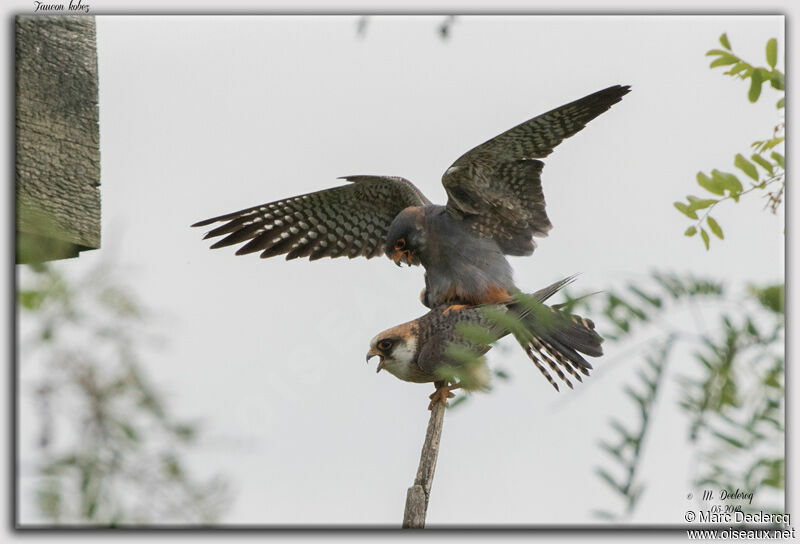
[[193, 84, 630, 311], [366, 276, 603, 409], [194, 85, 629, 406]]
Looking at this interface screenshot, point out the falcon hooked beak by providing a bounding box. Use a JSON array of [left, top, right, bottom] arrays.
[[366, 347, 385, 373], [367, 327, 416, 378], [390, 249, 415, 267]]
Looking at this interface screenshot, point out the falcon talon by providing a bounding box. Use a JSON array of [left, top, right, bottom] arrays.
[[442, 304, 468, 315]]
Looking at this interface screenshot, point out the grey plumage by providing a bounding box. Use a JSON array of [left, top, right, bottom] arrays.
[[391, 206, 517, 307], [194, 85, 631, 307]]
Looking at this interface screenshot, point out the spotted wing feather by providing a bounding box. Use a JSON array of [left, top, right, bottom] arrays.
[[192, 176, 430, 261], [442, 85, 631, 255]]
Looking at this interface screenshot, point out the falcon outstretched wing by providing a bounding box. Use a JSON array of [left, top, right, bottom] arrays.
[[442, 84, 631, 255], [192, 176, 431, 261]]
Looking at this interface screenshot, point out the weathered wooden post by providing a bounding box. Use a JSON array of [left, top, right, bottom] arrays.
[[16, 16, 101, 263]]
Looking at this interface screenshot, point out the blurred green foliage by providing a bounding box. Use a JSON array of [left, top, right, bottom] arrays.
[[675, 35, 784, 249], [19, 262, 229, 525], [594, 335, 674, 519], [594, 33, 785, 519], [579, 274, 784, 519]]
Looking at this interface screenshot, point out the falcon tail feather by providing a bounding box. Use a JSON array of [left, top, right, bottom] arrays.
[[506, 276, 603, 390]]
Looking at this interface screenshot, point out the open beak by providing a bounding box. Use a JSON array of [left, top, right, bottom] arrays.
[[366, 348, 385, 373], [391, 250, 413, 267]]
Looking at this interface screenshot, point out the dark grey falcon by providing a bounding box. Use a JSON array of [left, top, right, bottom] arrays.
[[193, 85, 631, 309], [366, 276, 603, 409]]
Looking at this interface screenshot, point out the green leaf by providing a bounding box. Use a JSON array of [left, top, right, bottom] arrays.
[[481, 306, 529, 340], [161, 454, 183, 479], [744, 317, 760, 339], [706, 216, 724, 239], [750, 284, 785, 314], [674, 201, 698, 220], [624, 385, 645, 409], [748, 68, 764, 102], [628, 285, 662, 308], [719, 33, 731, 50], [36, 481, 62, 520], [734, 154, 759, 180], [118, 421, 139, 442], [636, 368, 656, 394], [724, 62, 750, 77], [770, 152, 784, 169], [598, 440, 624, 462], [609, 419, 635, 444], [171, 423, 198, 442], [455, 322, 497, 345], [776, 96, 785, 109], [711, 430, 745, 449], [686, 196, 717, 211], [769, 71, 784, 90], [595, 467, 626, 494], [710, 54, 738, 68], [750, 154, 774, 176], [700, 228, 710, 250], [628, 484, 646, 509], [766, 38, 777, 68], [757, 136, 784, 152], [443, 344, 484, 366], [711, 169, 743, 197], [696, 172, 725, 196], [18, 289, 46, 310]]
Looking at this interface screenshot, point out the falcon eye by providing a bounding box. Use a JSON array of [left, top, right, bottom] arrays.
[[394, 238, 406, 250], [378, 339, 394, 351]]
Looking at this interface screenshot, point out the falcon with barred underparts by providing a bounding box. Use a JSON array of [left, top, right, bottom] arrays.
[[366, 276, 603, 409], [193, 85, 630, 309]]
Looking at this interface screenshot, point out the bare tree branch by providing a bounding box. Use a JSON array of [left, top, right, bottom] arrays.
[[402, 398, 446, 528]]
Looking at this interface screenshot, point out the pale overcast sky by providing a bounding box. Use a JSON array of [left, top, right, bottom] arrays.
[[12, 11, 789, 530]]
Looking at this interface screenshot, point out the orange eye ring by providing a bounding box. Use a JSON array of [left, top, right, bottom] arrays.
[[394, 238, 406, 250]]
